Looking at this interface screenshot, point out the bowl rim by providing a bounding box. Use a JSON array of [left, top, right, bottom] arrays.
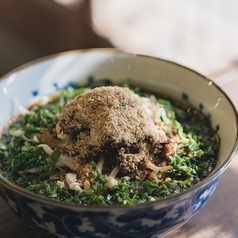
[[0, 48, 237, 211]]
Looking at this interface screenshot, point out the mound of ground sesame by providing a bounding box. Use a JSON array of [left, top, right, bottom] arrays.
[[58, 86, 169, 177]]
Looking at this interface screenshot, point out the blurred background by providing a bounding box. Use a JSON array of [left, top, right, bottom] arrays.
[[0, 0, 238, 77]]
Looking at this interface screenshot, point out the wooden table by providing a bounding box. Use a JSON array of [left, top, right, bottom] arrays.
[[0, 64, 238, 238]]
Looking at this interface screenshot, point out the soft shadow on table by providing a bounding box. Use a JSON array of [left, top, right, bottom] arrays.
[[1, 158, 238, 238]]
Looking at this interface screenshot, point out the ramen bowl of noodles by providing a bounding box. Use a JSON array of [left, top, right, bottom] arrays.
[[0, 49, 237, 238]]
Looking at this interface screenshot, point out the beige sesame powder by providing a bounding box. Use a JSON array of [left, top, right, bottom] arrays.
[[58, 86, 171, 178]]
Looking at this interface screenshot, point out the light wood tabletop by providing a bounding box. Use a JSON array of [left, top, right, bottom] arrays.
[[0, 63, 238, 238]]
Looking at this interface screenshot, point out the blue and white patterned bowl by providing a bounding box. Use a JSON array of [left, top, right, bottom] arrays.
[[0, 49, 237, 238]]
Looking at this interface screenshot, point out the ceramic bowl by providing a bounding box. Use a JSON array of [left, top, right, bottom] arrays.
[[0, 49, 237, 238]]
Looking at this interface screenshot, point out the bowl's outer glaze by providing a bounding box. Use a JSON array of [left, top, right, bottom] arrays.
[[0, 49, 237, 238], [0, 176, 219, 238]]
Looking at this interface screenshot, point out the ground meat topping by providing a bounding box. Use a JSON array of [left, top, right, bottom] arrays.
[[57, 86, 169, 177]]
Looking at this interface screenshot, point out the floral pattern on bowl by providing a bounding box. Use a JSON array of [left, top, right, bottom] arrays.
[[0, 176, 219, 238]]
